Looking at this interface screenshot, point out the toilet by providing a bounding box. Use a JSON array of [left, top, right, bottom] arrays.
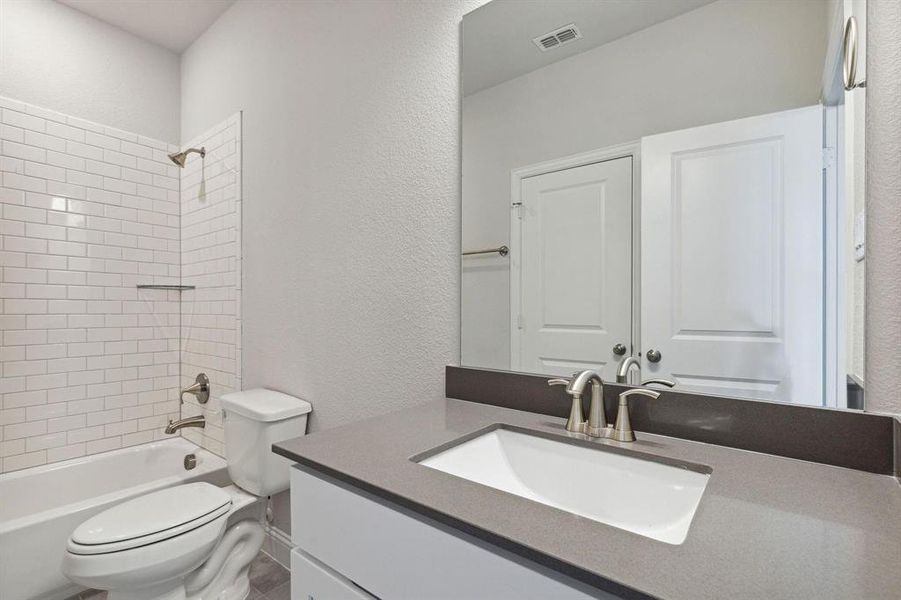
[[61, 389, 311, 600]]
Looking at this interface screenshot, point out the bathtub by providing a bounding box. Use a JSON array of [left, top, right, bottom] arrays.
[[0, 438, 230, 600]]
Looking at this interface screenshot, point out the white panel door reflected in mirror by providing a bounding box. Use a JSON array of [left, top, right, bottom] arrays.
[[461, 0, 866, 409]]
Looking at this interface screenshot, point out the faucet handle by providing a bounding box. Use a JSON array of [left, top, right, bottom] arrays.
[[548, 378, 585, 434], [180, 373, 210, 405], [612, 388, 661, 442], [641, 378, 676, 388]]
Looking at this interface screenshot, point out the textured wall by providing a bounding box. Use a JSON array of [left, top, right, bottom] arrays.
[[180, 0, 481, 434], [0, 0, 180, 143], [0, 96, 182, 472], [865, 0, 901, 415]]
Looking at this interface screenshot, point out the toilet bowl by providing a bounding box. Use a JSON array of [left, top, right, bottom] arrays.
[[62, 389, 311, 600]]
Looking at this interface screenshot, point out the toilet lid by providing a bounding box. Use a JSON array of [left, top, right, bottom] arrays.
[[69, 482, 231, 552]]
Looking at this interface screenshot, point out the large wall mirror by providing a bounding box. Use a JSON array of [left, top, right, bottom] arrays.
[[461, 0, 867, 410]]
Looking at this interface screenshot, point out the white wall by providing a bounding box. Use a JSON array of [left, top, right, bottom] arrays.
[[461, 0, 828, 369], [0, 0, 180, 143], [180, 0, 485, 540], [864, 0, 901, 416], [180, 0, 488, 432]]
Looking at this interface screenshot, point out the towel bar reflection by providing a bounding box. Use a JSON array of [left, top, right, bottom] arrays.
[[462, 245, 509, 257]]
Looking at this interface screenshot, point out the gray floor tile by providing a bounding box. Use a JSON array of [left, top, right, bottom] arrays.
[[263, 580, 291, 600], [64, 550, 286, 600], [248, 586, 266, 600], [249, 551, 291, 594]]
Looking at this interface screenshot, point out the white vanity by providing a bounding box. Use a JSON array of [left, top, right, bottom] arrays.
[[289, 464, 616, 600]]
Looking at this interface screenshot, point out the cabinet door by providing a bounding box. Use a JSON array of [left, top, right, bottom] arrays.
[[291, 548, 375, 600], [291, 466, 617, 599]]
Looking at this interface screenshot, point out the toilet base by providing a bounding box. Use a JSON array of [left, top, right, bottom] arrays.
[[105, 519, 264, 600]]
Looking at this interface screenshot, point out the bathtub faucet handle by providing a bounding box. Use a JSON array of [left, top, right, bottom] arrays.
[[181, 373, 210, 405]]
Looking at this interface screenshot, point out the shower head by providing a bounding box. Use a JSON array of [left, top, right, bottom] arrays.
[[168, 147, 206, 167]]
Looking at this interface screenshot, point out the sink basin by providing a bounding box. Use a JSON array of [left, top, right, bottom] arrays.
[[416, 427, 710, 545]]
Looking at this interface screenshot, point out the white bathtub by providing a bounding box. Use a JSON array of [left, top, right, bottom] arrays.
[[0, 438, 230, 600]]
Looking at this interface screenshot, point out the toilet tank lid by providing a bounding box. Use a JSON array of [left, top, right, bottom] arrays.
[[221, 388, 312, 422]]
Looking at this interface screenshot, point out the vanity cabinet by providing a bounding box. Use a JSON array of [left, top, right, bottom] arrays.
[[290, 465, 618, 600]]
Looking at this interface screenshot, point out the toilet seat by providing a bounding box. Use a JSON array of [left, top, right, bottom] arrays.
[[68, 483, 232, 555]]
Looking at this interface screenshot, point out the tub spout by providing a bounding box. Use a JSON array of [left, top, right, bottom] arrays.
[[165, 415, 205, 434]]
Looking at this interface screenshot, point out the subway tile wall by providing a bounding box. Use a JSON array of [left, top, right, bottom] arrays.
[[178, 115, 242, 457], [0, 96, 182, 473]]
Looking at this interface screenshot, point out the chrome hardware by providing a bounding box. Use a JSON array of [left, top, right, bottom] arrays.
[[548, 370, 608, 437], [462, 245, 509, 257], [641, 378, 676, 388], [843, 16, 866, 91], [165, 415, 206, 434], [613, 388, 661, 442], [616, 356, 641, 384], [612, 343, 627, 356], [168, 147, 205, 168], [136, 284, 196, 291], [548, 378, 584, 433], [184, 453, 197, 470], [646, 349, 662, 363], [181, 373, 210, 404]]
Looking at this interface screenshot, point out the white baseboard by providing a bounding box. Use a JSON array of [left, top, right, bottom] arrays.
[[262, 524, 293, 569]]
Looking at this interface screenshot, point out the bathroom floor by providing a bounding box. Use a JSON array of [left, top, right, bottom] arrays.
[[71, 551, 290, 600]]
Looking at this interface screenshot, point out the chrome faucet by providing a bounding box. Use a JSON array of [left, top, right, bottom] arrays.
[[548, 370, 608, 437], [616, 356, 641, 384], [165, 415, 205, 434], [616, 356, 677, 388]]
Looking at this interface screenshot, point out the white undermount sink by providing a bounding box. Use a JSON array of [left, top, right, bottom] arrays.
[[417, 427, 710, 545]]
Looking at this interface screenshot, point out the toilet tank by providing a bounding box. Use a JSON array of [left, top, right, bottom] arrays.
[[220, 389, 312, 497]]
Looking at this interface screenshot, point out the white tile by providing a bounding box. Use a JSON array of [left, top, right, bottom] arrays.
[[1, 102, 239, 472], [2, 109, 45, 132], [67, 425, 105, 443], [3, 140, 46, 162], [47, 414, 86, 433], [3, 450, 47, 471], [23, 130, 66, 152], [47, 181, 86, 200], [47, 442, 85, 462], [85, 131, 120, 151], [26, 432, 68, 452], [3, 172, 46, 193], [46, 150, 85, 171], [85, 436, 121, 455], [2, 390, 47, 409], [66, 140, 103, 161], [4, 420, 47, 439], [46, 121, 85, 143]]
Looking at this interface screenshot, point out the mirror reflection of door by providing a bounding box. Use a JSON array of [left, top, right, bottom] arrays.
[[513, 157, 632, 380], [461, 0, 865, 409], [641, 106, 824, 404]]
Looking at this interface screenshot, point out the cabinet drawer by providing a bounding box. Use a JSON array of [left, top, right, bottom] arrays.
[[291, 465, 615, 599], [291, 547, 376, 600]]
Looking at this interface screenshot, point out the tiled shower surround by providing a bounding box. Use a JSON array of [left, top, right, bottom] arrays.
[[178, 115, 243, 457], [0, 96, 241, 472]]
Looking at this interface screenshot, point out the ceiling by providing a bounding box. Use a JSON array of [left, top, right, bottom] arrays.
[[463, 0, 715, 96], [57, 0, 234, 53]]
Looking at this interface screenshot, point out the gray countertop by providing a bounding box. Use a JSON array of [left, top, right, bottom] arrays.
[[273, 398, 901, 600]]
